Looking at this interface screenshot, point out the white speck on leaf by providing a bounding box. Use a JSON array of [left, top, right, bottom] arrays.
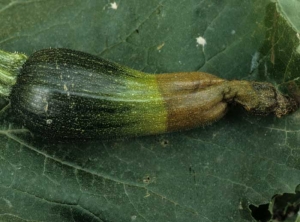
[[110, 2, 118, 10], [196, 36, 206, 47], [231, 30, 236, 35], [157, 42, 165, 51], [44, 102, 49, 113], [250, 52, 260, 73], [46, 119, 53, 125]]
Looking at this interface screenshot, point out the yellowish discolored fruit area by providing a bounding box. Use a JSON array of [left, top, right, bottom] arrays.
[[116, 68, 168, 137]]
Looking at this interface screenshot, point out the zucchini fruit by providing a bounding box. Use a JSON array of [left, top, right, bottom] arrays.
[[0, 48, 297, 139]]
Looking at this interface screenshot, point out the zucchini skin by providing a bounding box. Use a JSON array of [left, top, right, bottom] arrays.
[[10, 48, 167, 139]]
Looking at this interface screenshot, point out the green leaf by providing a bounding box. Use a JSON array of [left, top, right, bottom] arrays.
[[277, 0, 300, 32], [273, 0, 300, 103], [0, 1, 300, 221]]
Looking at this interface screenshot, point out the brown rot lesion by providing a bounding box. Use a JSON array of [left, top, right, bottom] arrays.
[[225, 80, 298, 117], [157, 72, 298, 133]]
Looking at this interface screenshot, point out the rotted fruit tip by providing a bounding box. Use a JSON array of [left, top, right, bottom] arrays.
[[274, 93, 299, 118]]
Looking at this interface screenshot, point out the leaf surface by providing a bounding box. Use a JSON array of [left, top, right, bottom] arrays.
[[0, 1, 299, 221]]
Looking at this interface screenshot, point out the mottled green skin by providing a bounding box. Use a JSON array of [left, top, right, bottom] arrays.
[[10, 48, 167, 139]]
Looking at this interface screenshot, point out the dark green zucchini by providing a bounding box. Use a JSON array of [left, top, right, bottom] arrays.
[[10, 48, 167, 139], [0, 48, 295, 140]]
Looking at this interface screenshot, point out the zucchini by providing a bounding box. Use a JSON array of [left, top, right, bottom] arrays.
[[0, 48, 297, 139]]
